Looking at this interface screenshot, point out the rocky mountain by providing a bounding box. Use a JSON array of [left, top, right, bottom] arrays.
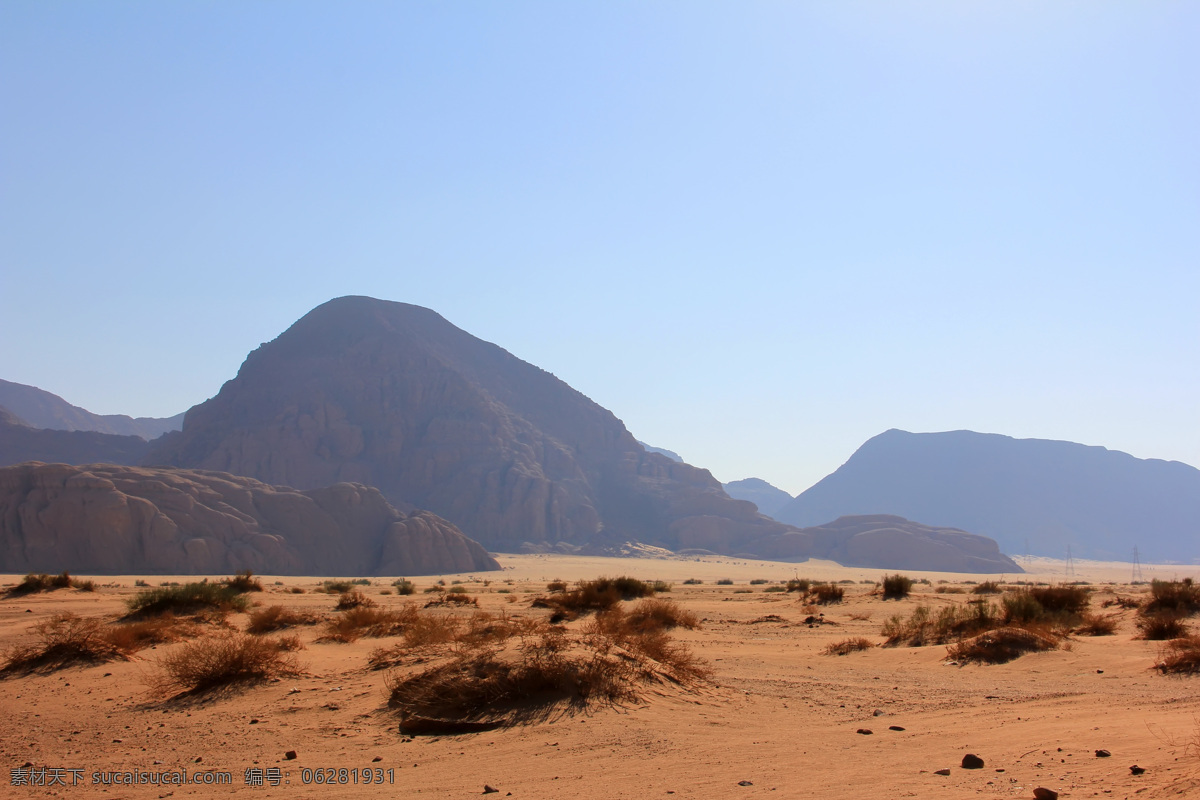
[[775, 429, 1200, 562], [638, 441, 682, 462], [722, 478, 793, 519], [146, 296, 796, 556], [0, 406, 152, 467], [0, 462, 498, 575], [799, 515, 1021, 573], [0, 379, 184, 439]]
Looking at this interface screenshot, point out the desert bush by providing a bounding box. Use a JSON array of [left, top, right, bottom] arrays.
[[1075, 612, 1118, 636], [716, 579, 734, 586], [1027, 585, 1090, 615], [223, 570, 263, 593], [946, 627, 1059, 664], [149, 633, 302, 694], [126, 582, 250, 617], [652, 580, 672, 593], [289, 586, 306, 594], [392, 580, 415, 595], [546, 580, 568, 593], [1138, 611, 1189, 641], [2, 614, 126, 673], [823, 638, 875, 656], [531, 576, 655, 621], [617, 599, 699, 632], [272, 633, 305, 651], [105, 615, 196, 651], [972, 581, 1003, 595], [749, 579, 769, 585], [320, 606, 413, 643], [1145, 579, 1200, 615], [763, 585, 786, 593], [881, 574, 914, 600], [335, 590, 376, 610], [682, 579, 703, 585], [1001, 591, 1045, 625], [446, 585, 468, 594], [882, 602, 1000, 647], [246, 605, 321, 634], [1101, 596, 1140, 610], [786, 579, 810, 593], [810, 584, 844, 604], [1155, 636, 1200, 674], [427, 593, 478, 607], [424, 585, 443, 593], [7, 572, 90, 595], [936, 586, 966, 594]]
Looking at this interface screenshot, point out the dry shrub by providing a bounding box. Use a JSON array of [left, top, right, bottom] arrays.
[[272, 633, 305, 651], [387, 618, 707, 729], [392, 580, 415, 595], [531, 576, 655, 621], [682, 578, 703, 585], [246, 605, 321, 634], [936, 586, 966, 594], [881, 574, 914, 600], [1101, 595, 1140, 610], [1146, 579, 1200, 616], [126, 582, 250, 617], [336, 590, 375, 610], [623, 599, 699, 631], [2, 614, 126, 674], [947, 627, 1060, 664], [809, 584, 844, 604], [105, 615, 198, 652], [223, 570, 263, 593], [1027, 585, 1090, 615], [823, 638, 875, 656], [1156, 636, 1200, 674], [786, 579, 810, 593], [1138, 611, 1189, 641], [972, 581, 1003, 595], [320, 606, 413, 643], [546, 580, 568, 593], [1075, 612, 1119, 636], [426, 593, 478, 607], [7, 572, 90, 596], [149, 633, 302, 695], [882, 602, 1000, 647], [848, 611, 873, 621]]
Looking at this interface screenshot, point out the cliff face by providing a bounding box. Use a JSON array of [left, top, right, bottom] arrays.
[[0, 462, 499, 576], [776, 429, 1200, 562], [146, 296, 793, 554], [0, 407, 152, 467]]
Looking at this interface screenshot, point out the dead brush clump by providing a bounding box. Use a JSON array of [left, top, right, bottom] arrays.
[[1101, 595, 1140, 610], [531, 576, 656, 621], [1145, 579, 1200, 616], [2, 613, 128, 674], [425, 593, 478, 608], [1155, 636, 1200, 675], [972, 581, 1003, 595], [881, 602, 1001, 647], [105, 614, 199, 652], [148, 633, 303, 695], [1138, 611, 1189, 641], [320, 605, 416, 643], [386, 610, 708, 730], [222, 570, 263, 593], [335, 590, 375, 610], [6, 572, 91, 596], [880, 574, 914, 600], [246, 605, 322, 634], [946, 627, 1060, 665], [1074, 612, 1119, 636], [125, 582, 250, 618], [808, 584, 844, 604], [823, 637, 875, 656], [368, 611, 530, 670]]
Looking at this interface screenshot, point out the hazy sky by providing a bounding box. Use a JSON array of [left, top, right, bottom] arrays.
[[2, 2, 1196, 495]]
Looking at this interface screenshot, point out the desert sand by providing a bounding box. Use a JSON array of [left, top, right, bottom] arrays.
[[2, 554, 1198, 799]]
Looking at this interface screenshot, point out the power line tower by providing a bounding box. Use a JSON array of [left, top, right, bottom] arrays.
[[1132, 546, 1144, 583], [1065, 545, 1076, 580]]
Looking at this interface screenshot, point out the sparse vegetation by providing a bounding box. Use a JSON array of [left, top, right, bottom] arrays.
[[881, 574, 914, 600], [972, 581, 1003, 595], [1156, 636, 1200, 674], [392, 580, 415, 595], [546, 580, 568, 593], [716, 579, 734, 586], [2, 614, 126, 674], [1145, 579, 1200, 616], [246, 605, 321, 634], [531, 577, 656, 621], [682, 578, 703, 585], [149, 633, 302, 695], [749, 579, 769, 585], [1138, 611, 1188, 641], [1075, 612, 1119, 636], [809, 584, 844, 604], [223, 570, 263, 593], [786, 579, 810, 593], [946, 627, 1060, 664], [126, 582, 250, 617], [823, 638, 875, 656], [7, 572, 93, 596]]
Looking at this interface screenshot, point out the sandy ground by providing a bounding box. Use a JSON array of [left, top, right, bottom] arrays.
[[1, 554, 1198, 799]]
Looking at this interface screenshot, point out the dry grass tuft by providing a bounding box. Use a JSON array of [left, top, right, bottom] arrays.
[[946, 626, 1060, 664], [105, 614, 198, 652], [823, 637, 875, 656], [1145, 579, 1200, 616], [1155, 636, 1200, 674], [2, 614, 127, 674], [126, 582, 250, 617], [148, 632, 302, 695], [335, 590, 376, 610], [246, 605, 322, 634], [6, 572, 93, 595], [531, 576, 656, 621], [1138, 611, 1189, 641], [222, 570, 263, 593], [881, 574, 914, 600], [809, 584, 844, 604], [1075, 612, 1119, 636], [319, 605, 415, 643]]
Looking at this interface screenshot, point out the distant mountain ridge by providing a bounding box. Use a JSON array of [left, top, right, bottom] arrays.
[[146, 296, 797, 556], [775, 429, 1200, 562], [722, 478, 793, 519], [0, 379, 184, 439], [0, 406, 152, 467]]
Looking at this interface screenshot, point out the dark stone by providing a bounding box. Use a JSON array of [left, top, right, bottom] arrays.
[[961, 754, 985, 769], [284, 751, 297, 760], [888, 726, 906, 731], [1033, 789, 1058, 800], [933, 769, 950, 776], [856, 729, 873, 735], [1095, 749, 1111, 757], [1130, 765, 1145, 775]]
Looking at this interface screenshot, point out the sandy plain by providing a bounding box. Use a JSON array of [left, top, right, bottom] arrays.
[[1, 554, 1198, 800]]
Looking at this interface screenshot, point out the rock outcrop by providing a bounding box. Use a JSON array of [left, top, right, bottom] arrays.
[[775, 429, 1200, 562], [146, 296, 796, 555], [0, 379, 184, 439], [722, 478, 794, 519], [0, 407, 152, 467], [0, 462, 499, 575], [800, 514, 1020, 573]]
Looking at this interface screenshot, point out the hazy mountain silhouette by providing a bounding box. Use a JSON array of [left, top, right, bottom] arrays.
[[775, 429, 1200, 562], [638, 441, 683, 462], [0, 405, 152, 467], [723, 478, 794, 519], [0, 379, 184, 439], [146, 296, 795, 555]]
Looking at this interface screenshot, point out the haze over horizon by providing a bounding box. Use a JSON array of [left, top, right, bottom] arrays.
[[2, 3, 1196, 496]]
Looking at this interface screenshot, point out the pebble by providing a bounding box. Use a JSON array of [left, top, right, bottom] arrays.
[[856, 729, 873, 735], [934, 769, 950, 776], [961, 754, 985, 769], [483, 786, 499, 794], [888, 726, 905, 732], [1129, 765, 1145, 775], [1095, 749, 1111, 758], [284, 751, 297, 760], [738, 780, 754, 786]]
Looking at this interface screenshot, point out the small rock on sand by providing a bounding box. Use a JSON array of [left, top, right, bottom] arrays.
[[483, 786, 499, 794], [284, 751, 297, 760], [934, 769, 950, 776], [1033, 788, 1058, 800], [961, 754, 985, 769], [856, 729, 873, 735], [1095, 749, 1111, 758]]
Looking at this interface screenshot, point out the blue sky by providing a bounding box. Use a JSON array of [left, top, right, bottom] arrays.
[[2, 2, 1196, 495]]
